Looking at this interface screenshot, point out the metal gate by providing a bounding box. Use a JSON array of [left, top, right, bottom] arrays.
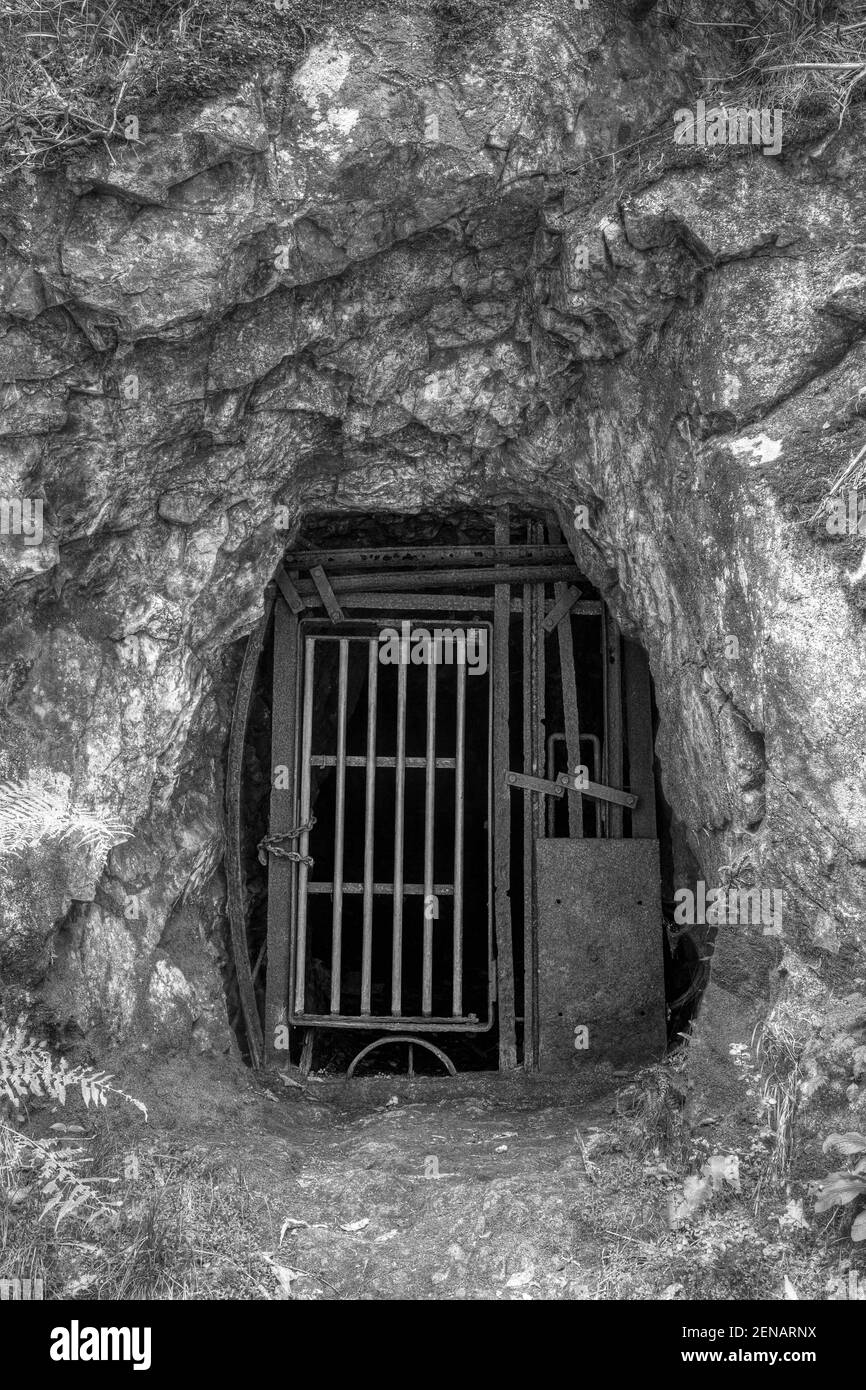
[[226, 506, 663, 1072], [289, 624, 493, 1031]]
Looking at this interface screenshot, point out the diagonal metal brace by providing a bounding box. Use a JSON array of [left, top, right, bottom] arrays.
[[556, 772, 637, 809]]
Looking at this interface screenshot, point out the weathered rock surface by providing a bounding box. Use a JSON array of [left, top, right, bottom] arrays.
[[0, 4, 863, 1124]]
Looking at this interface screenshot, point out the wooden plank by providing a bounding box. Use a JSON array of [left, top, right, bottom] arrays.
[[283, 545, 576, 570], [264, 596, 299, 1063], [293, 564, 581, 595], [522, 578, 534, 1070], [308, 565, 344, 622], [300, 591, 602, 614], [623, 639, 657, 838], [548, 521, 583, 838], [542, 583, 580, 633], [493, 509, 517, 1070], [604, 609, 624, 838], [529, 556, 545, 1070], [274, 565, 306, 614]]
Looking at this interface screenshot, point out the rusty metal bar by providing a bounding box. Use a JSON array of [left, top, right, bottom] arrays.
[[274, 565, 306, 614], [301, 1014, 488, 1033], [310, 754, 456, 769], [556, 772, 637, 808], [506, 770, 564, 798], [264, 595, 300, 1062], [294, 564, 581, 595], [330, 638, 349, 1013], [284, 545, 576, 570], [293, 636, 316, 1015], [529, 556, 545, 1069], [453, 658, 466, 1017], [309, 565, 344, 622], [546, 733, 602, 836], [391, 658, 408, 1014], [300, 592, 602, 614], [522, 577, 534, 1069], [493, 509, 517, 1069], [308, 881, 455, 894], [542, 583, 580, 633], [361, 639, 377, 1014], [604, 609, 624, 838], [422, 658, 437, 1016], [547, 521, 582, 837]]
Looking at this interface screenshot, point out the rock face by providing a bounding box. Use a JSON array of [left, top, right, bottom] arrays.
[[0, 5, 864, 1121]]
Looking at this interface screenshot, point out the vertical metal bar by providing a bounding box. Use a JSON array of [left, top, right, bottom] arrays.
[[330, 638, 349, 1014], [264, 596, 299, 1061], [452, 656, 466, 1016], [522, 578, 534, 1065], [522, 517, 546, 1072], [532, 567, 545, 1068], [493, 509, 517, 1069], [391, 657, 408, 1014], [547, 520, 583, 837], [293, 636, 316, 1014], [422, 656, 437, 1016], [361, 639, 378, 1015], [604, 609, 624, 839], [623, 638, 657, 838]]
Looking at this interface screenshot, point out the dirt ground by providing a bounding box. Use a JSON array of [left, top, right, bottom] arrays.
[[8, 1052, 858, 1301]]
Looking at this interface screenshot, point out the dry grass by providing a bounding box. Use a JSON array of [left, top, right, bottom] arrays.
[[2, 1, 864, 180], [0, 0, 332, 177], [659, 1, 866, 130]]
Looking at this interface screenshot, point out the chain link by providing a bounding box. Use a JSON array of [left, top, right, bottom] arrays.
[[257, 815, 316, 869]]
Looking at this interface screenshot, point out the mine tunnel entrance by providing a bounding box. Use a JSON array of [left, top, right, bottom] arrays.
[[228, 506, 671, 1076]]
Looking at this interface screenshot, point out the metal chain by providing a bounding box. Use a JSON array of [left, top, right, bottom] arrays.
[[257, 815, 316, 869]]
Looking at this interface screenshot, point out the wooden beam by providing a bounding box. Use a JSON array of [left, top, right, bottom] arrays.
[[264, 597, 300, 1063], [308, 565, 344, 622], [547, 521, 583, 838], [283, 545, 575, 570], [493, 509, 517, 1070], [604, 609, 624, 838], [299, 591, 602, 614], [293, 564, 581, 595], [542, 583, 581, 633], [274, 565, 306, 615]]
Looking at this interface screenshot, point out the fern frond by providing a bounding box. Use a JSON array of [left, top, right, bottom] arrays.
[[0, 777, 131, 859], [0, 1020, 148, 1119]]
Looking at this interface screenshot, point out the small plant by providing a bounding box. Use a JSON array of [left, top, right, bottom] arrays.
[[0, 1017, 146, 1229], [814, 1132, 866, 1243], [0, 776, 130, 859]]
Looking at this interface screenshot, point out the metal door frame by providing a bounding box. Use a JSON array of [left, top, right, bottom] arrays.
[[286, 617, 494, 1034]]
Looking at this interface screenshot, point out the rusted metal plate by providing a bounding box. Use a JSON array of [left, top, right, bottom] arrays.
[[535, 839, 666, 1070]]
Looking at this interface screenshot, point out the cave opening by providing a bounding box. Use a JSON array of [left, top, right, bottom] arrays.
[[228, 505, 686, 1077]]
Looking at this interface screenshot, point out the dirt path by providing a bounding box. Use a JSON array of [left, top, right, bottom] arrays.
[[129, 1060, 634, 1299]]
